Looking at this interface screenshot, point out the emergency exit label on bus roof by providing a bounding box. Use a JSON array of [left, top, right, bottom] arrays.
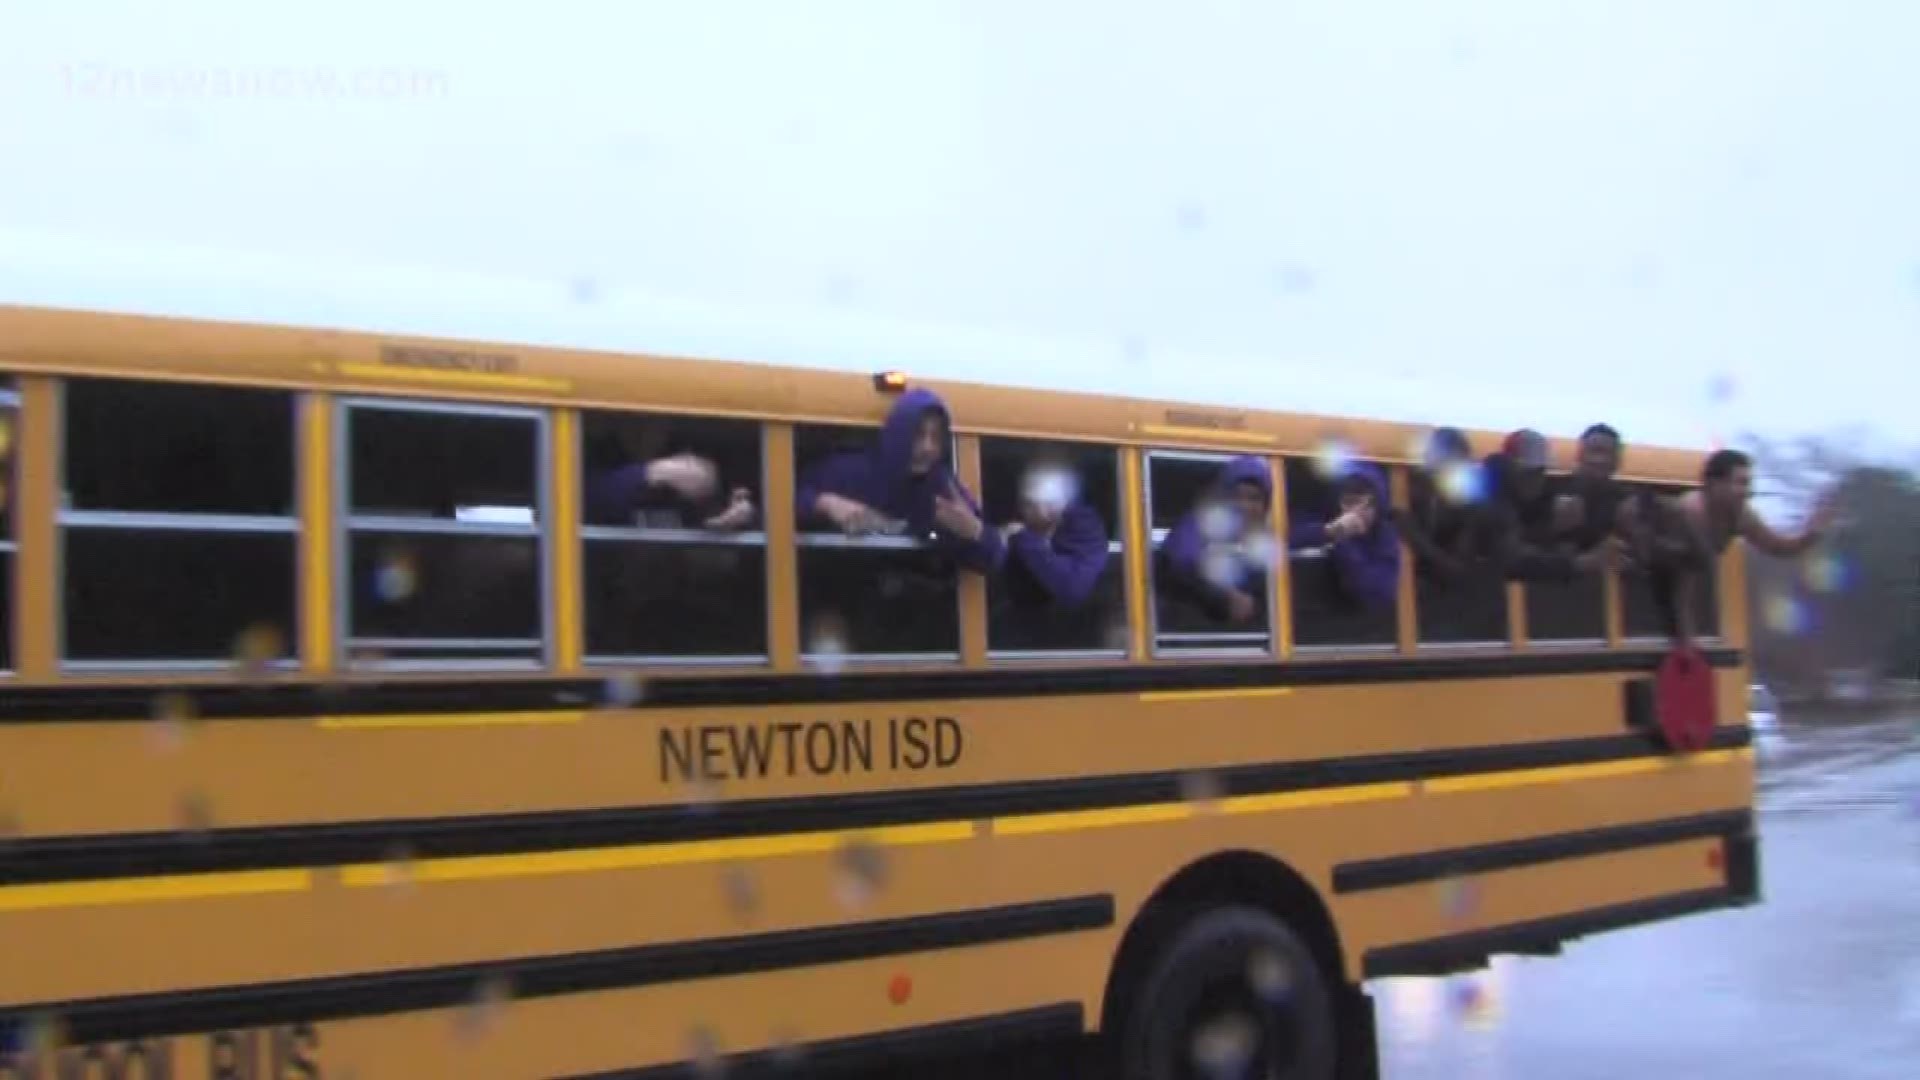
[[659, 717, 964, 783]]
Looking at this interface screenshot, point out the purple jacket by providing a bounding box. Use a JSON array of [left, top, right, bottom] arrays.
[[795, 388, 1005, 573], [1160, 455, 1272, 585], [1288, 461, 1401, 611], [1007, 500, 1110, 607]]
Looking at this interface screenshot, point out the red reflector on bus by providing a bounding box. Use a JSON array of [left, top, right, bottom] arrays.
[[1707, 844, 1725, 872], [888, 973, 913, 1005]]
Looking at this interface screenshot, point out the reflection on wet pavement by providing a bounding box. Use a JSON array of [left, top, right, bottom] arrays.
[[1378, 716, 1920, 1080]]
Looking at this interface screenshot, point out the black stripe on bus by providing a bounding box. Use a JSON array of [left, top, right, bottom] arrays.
[[0, 896, 1112, 1047], [0, 647, 1743, 724], [558, 1004, 1086, 1080], [0, 727, 1751, 888], [1331, 809, 1754, 893], [1362, 886, 1737, 979]]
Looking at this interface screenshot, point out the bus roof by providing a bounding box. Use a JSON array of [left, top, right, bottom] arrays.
[[0, 228, 1708, 480]]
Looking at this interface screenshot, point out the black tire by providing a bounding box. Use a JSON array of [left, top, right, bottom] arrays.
[[1115, 905, 1338, 1080]]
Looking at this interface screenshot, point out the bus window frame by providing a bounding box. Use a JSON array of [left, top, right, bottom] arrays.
[[576, 409, 773, 669], [1144, 447, 1277, 660], [1282, 454, 1400, 659], [790, 422, 964, 668], [979, 434, 1128, 664], [55, 378, 302, 675], [336, 395, 552, 672], [1615, 480, 1723, 649]]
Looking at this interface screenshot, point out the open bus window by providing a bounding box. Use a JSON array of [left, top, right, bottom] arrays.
[[1620, 482, 1721, 641], [1285, 457, 1397, 651], [1403, 455, 1508, 647], [980, 437, 1125, 657], [59, 378, 297, 668], [1147, 451, 1273, 656], [0, 381, 16, 671], [580, 411, 768, 663], [342, 399, 545, 667], [793, 424, 960, 661]]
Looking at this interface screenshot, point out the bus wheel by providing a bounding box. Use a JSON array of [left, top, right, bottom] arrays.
[[1117, 905, 1337, 1080]]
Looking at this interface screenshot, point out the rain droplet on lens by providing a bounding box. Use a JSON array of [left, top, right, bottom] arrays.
[[683, 776, 724, 815], [834, 837, 890, 911], [1436, 874, 1479, 923], [456, 974, 513, 1042], [1188, 1012, 1257, 1076], [379, 843, 418, 893], [176, 790, 215, 838], [568, 277, 602, 305], [1247, 948, 1294, 1002], [1176, 204, 1208, 232], [374, 545, 419, 604], [1762, 594, 1808, 635], [1275, 264, 1316, 295], [1802, 552, 1846, 594], [768, 1029, 806, 1070], [23, 1012, 68, 1058], [807, 614, 850, 674], [1197, 501, 1240, 543], [1706, 373, 1737, 404], [602, 673, 644, 708], [720, 865, 760, 922], [1438, 461, 1485, 506], [1313, 438, 1357, 481], [971, 818, 994, 840], [1180, 771, 1225, 814], [1019, 463, 1080, 513], [231, 623, 285, 677], [687, 1025, 727, 1078], [1200, 549, 1243, 590]]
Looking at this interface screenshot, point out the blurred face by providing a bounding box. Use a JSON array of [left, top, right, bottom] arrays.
[[908, 413, 946, 475], [1228, 481, 1267, 529], [1707, 465, 1753, 513], [1340, 488, 1375, 517], [1019, 496, 1062, 533], [1578, 433, 1620, 480]]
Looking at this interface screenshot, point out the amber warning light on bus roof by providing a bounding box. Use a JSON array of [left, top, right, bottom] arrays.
[[873, 370, 909, 393]]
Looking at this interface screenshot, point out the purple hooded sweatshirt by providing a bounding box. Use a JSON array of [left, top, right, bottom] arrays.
[[795, 388, 1005, 573], [1006, 500, 1110, 608], [1287, 461, 1401, 611], [1157, 455, 1273, 616]]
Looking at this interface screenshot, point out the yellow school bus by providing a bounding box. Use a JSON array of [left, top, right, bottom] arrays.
[[0, 301, 1756, 1079]]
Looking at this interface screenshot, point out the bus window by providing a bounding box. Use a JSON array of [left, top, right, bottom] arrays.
[[1285, 457, 1397, 650], [1147, 451, 1273, 655], [343, 399, 545, 667], [1524, 572, 1607, 644], [793, 424, 960, 661], [1416, 566, 1508, 648], [0, 379, 15, 671], [980, 437, 1124, 657], [580, 411, 768, 663], [59, 378, 298, 668], [1621, 482, 1721, 641]]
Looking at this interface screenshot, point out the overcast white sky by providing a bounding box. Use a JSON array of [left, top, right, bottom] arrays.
[[2, 0, 1916, 459]]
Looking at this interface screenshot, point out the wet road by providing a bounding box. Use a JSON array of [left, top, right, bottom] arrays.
[[1374, 713, 1920, 1080], [923, 712, 1920, 1079]]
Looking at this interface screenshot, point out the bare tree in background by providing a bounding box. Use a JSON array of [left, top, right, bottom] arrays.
[[1741, 433, 1920, 700]]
